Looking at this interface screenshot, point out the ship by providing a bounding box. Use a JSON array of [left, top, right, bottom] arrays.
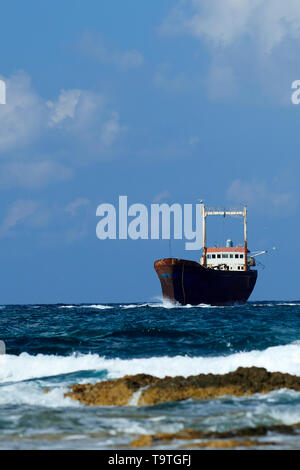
[[154, 204, 259, 306]]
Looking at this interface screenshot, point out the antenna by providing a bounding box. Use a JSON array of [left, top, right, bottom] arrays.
[[250, 246, 277, 258]]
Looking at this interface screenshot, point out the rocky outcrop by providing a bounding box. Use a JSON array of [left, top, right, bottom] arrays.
[[130, 423, 300, 448], [65, 367, 300, 407], [65, 374, 159, 406], [130, 435, 262, 449]]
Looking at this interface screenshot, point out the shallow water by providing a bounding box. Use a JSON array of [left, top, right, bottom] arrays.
[[1, 301, 300, 449]]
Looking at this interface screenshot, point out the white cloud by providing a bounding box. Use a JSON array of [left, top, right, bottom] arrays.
[[153, 61, 205, 94], [226, 179, 297, 215], [78, 32, 144, 68], [0, 199, 40, 237], [153, 69, 202, 94], [205, 63, 238, 101], [160, 1, 300, 103], [47, 89, 125, 152], [0, 161, 72, 189], [0, 71, 125, 188], [0, 197, 92, 241], [64, 197, 92, 243], [161, 0, 300, 53], [47, 89, 82, 126], [0, 71, 124, 152], [118, 49, 144, 68], [65, 197, 90, 216], [152, 190, 171, 203], [188, 136, 200, 146], [0, 71, 45, 152], [47, 89, 105, 131], [100, 111, 123, 148]]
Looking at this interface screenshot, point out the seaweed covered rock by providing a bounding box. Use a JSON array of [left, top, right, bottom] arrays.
[[65, 373, 159, 406], [65, 367, 300, 407], [129, 423, 300, 448]]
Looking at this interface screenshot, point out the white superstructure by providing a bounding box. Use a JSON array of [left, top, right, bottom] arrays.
[[200, 204, 255, 272], [201, 246, 254, 271]]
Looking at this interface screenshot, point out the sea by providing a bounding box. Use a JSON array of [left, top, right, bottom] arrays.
[[1, 300, 300, 450]]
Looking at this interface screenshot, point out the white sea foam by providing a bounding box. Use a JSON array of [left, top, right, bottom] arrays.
[[121, 304, 149, 309], [1, 342, 300, 385], [59, 304, 113, 310], [252, 303, 300, 307], [1, 343, 300, 410], [102, 342, 300, 378], [87, 304, 113, 310], [276, 303, 300, 306], [124, 300, 300, 309], [0, 352, 105, 384], [120, 301, 221, 309], [0, 380, 76, 408], [58, 301, 258, 310]]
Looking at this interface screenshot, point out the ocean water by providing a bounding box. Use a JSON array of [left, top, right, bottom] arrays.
[[1, 301, 300, 449]]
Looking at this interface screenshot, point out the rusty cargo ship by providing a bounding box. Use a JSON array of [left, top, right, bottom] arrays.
[[154, 205, 258, 306]]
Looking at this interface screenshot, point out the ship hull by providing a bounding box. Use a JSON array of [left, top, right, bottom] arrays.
[[154, 258, 257, 306]]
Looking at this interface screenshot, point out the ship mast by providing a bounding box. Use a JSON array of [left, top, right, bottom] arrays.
[[202, 204, 248, 271], [243, 205, 247, 271]]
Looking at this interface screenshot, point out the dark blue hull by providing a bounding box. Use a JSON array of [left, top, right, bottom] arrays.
[[154, 258, 257, 306]]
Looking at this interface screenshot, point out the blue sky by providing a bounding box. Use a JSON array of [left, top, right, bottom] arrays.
[[0, 0, 300, 303]]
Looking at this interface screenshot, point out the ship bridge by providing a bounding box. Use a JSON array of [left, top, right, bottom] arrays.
[[203, 246, 254, 271]]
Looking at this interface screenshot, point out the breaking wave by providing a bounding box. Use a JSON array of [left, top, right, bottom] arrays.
[[59, 304, 113, 310], [1, 341, 300, 385]]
